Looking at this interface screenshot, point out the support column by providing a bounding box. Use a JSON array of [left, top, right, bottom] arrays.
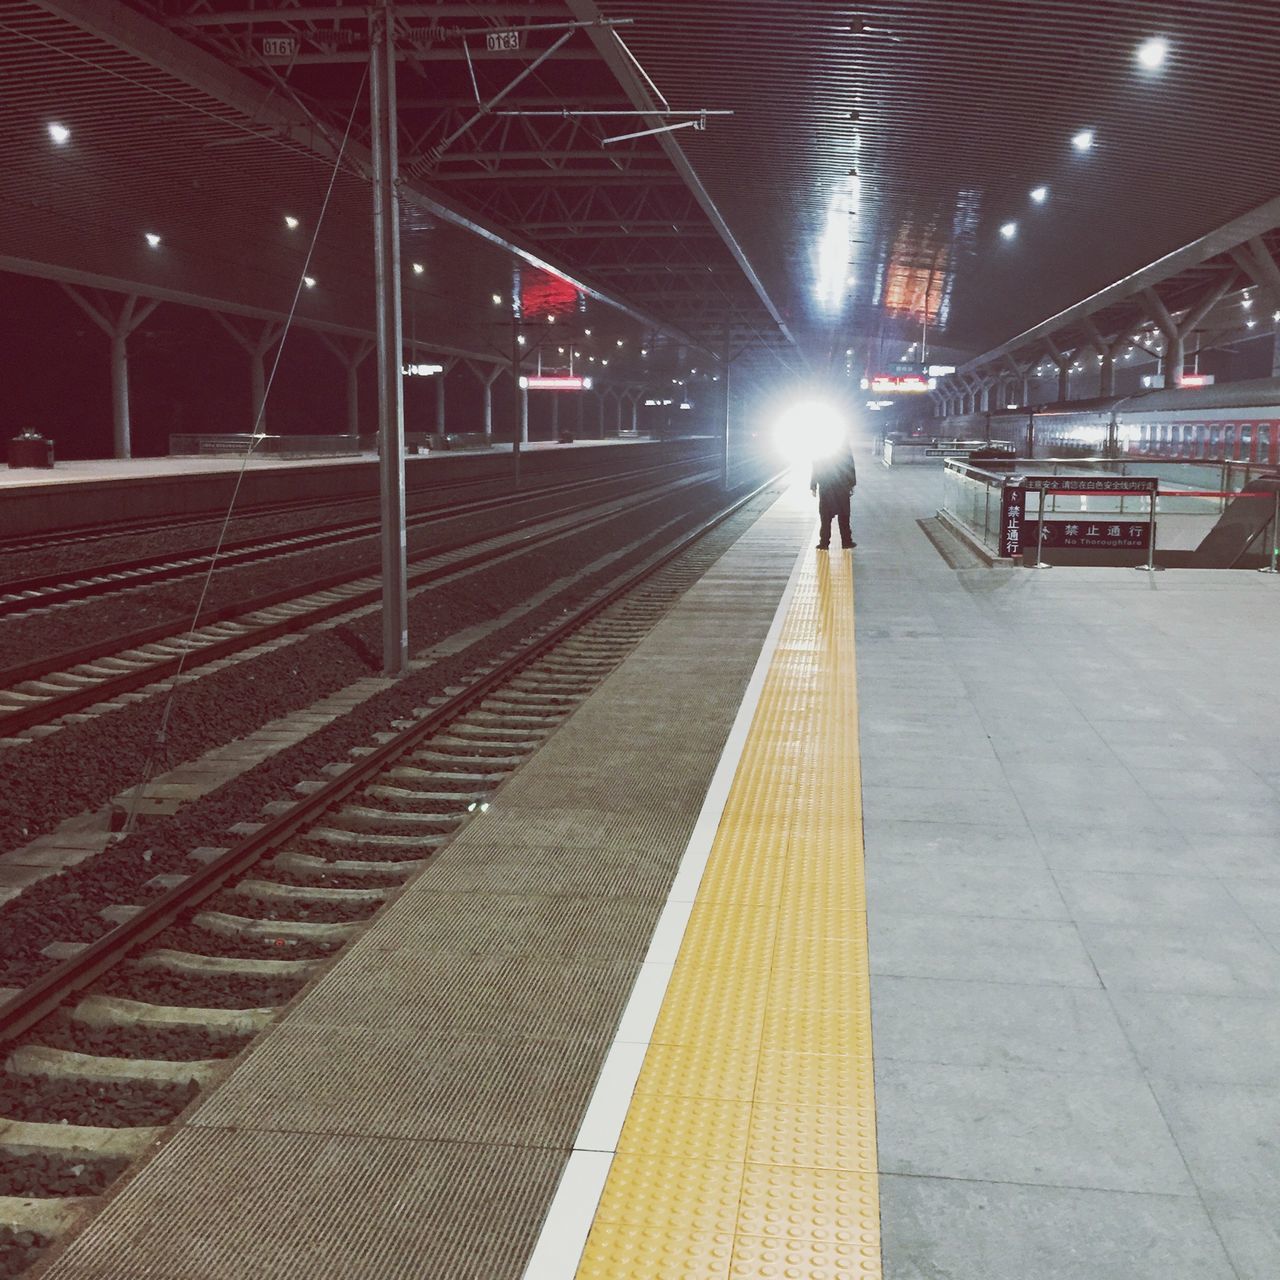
[[1082, 320, 1130, 399], [370, 0, 407, 677], [1002, 353, 1032, 408], [434, 357, 456, 435], [1230, 237, 1280, 378], [1042, 337, 1073, 402], [596, 390, 604, 438], [465, 361, 503, 439], [320, 335, 375, 436], [62, 288, 161, 459], [551, 392, 560, 439], [630, 394, 639, 434], [1144, 272, 1236, 389], [212, 314, 286, 433]]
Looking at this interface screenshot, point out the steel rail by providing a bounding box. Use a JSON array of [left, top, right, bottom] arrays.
[[0, 469, 719, 737], [0, 455, 700, 612], [0, 471, 782, 1044]]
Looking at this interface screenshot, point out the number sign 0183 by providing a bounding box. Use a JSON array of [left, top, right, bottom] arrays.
[[486, 29, 523, 52]]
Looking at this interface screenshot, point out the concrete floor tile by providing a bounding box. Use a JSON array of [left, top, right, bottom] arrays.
[[1158, 796, 1280, 836], [861, 785, 1027, 828], [1054, 869, 1257, 928], [1203, 1207, 1280, 1280], [879, 1175, 1236, 1280], [1222, 877, 1280, 932], [857, 753, 1007, 790], [1108, 990, 1280, 1086], [1129, 766, 1277, 803], [871, 977, 1138, 1076], [869, 911, 1098, 987], [875, 1061, 1192, 1194], [1149, 1079, 1280, 1212], [1078, 919, 1280, 995], [867, 858, 1069, 920], [861, 819, 1043, 866]]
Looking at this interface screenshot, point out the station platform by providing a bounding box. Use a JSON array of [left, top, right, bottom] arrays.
[[0, 437, 646, 492], [0, 436, 665, 539], [38, 457, 1280, 1279]]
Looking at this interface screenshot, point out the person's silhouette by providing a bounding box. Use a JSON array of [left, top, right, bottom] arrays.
[[810, 440, 857, 549]]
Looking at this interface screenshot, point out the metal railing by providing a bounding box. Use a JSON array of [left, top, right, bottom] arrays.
[[942, 457, 1280, 567]]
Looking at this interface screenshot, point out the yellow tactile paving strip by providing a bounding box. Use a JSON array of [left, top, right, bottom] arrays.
[[576, 551, 880, 1279]]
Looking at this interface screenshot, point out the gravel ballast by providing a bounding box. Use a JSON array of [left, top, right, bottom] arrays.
[[0, 482, 779, 987]]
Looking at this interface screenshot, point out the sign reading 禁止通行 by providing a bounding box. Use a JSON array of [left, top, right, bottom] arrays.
[[1021, 520, 1151, 550], [999, 483, 1025, 559]]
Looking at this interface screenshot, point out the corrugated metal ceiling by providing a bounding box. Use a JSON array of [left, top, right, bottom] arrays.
[[4, 0, 1280, 380]]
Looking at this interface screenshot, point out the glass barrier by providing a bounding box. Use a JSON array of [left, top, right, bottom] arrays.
[[942, 457, 1280, 559]]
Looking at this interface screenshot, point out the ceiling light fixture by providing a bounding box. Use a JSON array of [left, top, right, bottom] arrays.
[[1243, 296, 1254, 309], [1071, 128, 1095, 152], [48, 122, 70, 145], [1000, 221, 1017, 240], [491, 293, 502, 305], [412, 262, 424, 275], [1136, 36, 1170, 70], [284, 215, 299, 229], [1030, 185, 1048, 204], [144, 232, 161, 248], [303, 276, 316, 288]]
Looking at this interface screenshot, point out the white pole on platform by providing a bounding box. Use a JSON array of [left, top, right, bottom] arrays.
[[370, 0, 408, 676]]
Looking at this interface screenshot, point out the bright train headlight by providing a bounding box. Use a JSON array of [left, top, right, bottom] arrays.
[[772, 401, 848, 469]]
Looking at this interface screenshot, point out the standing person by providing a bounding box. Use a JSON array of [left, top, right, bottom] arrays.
[[810, 438, 857, 549]]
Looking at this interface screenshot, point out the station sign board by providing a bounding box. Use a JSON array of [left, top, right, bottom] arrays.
[[402, 363, 444, 377], [1022, 519, 1151, 550], [520, 374, 593, 390], [868, 374, 933, 394], [999, 482, 1026, 559], [1019, 476, 1158, 495]]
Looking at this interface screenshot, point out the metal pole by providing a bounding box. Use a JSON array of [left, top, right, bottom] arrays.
[[721, 325, 731, 491], [370, 0, 408, 676], [1033, 488, 1051, 568], [1136, 484, 1159, 572], [1260, 490, 1280, 574]]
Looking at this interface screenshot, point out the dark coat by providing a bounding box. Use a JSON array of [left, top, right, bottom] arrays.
[[810, 447, 857, 493]]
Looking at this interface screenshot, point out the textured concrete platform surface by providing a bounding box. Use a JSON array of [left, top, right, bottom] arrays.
[[39, 488, 812, 1280], [856, 457, 1280, 1280], [0, 436, 650, 490]]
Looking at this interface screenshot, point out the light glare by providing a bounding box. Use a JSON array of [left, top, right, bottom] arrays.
[[1000, 221, 1017, 240], [48, 122, 70, 145], [284, 215, 299, 229], [412, 262, 424, 275], [303, 276, 316, 288], [1072, 129, 1094, 152], [772, 401, 848, 471], [1136, 37, 1169, 69], [1030, 185, 1048, 204], [144, 232, 161, 248]]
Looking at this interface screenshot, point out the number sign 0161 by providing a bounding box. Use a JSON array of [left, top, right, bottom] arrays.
[[486, 29, 524, 52]]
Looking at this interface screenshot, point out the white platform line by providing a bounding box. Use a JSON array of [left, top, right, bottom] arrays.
[[521, 504, 812, 1280]]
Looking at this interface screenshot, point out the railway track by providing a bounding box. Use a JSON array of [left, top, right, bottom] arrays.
[[0, 467, 716, 742], [0, 455, 697, 617], [0, 476, 778, 1277]]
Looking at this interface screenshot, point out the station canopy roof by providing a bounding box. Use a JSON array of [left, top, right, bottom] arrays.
[[3, 0, 1280, 377]]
